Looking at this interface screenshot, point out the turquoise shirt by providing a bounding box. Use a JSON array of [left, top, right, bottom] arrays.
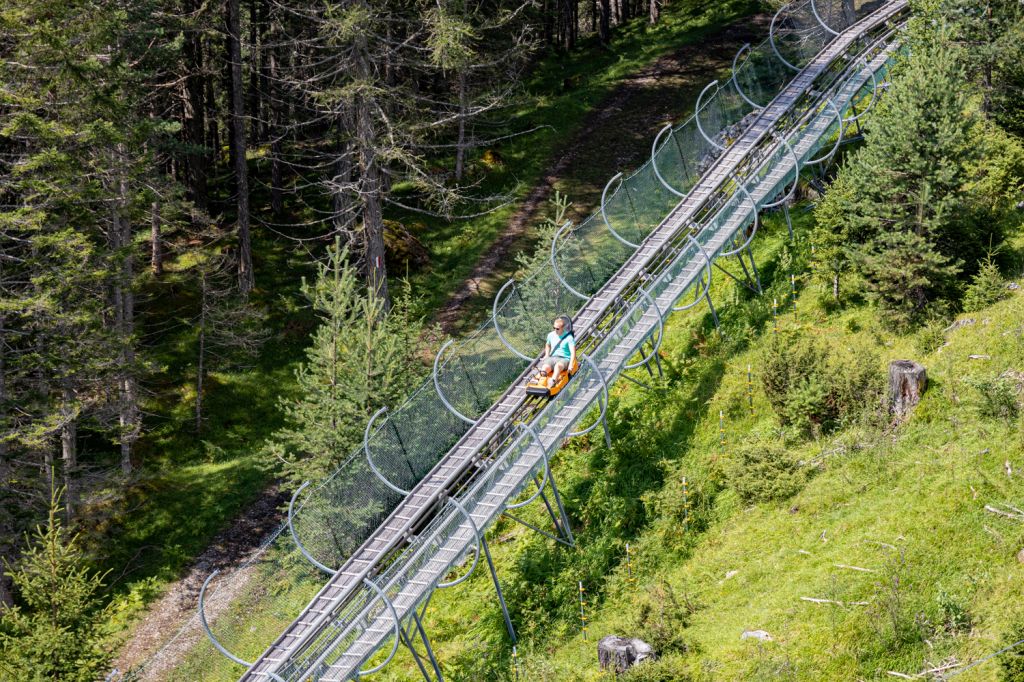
[[546, 331, 575, 360]]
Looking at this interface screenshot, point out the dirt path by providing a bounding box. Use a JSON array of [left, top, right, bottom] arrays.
[[112, 486, 287, 679], [434, 14, 769, 334]]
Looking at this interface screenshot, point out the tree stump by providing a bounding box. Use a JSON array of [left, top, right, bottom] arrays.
[[889, 360, 927, 419], [597, 636, 655, 673]]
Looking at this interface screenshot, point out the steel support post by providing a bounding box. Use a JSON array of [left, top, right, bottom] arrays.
[[504, 426, 577, 547], [744, 244, 763, 294], [705, 290, 722, 335], [534, 474, 569, 542], [783, 203, 794, 241], [398, 611, 444, 682], [481, 534, 517, 643], [412, 613, 443, 681], [544, 463, 576, 547]]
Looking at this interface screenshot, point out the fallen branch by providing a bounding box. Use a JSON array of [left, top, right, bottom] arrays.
[[801, 597, 870, 606], [834, 563, 875, 573], [984, 504, 1024, 522]]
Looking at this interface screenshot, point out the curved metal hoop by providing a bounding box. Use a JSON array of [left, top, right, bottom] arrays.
[[506, 423, 552, 510], [731, 43, 764, 111], [569, 354, 611, 438], [651, 125, 687, 198], [843, 58, 879, 123], [600, 173, 641, 249], [432, 340, 478, 426], [436, 496, 482, 588], [357, 577, 402, 676], [760, 132, 801, 209], [199, 570, 253, 667], [695, 81, 726, 151], [809, 0, 842, 35], [363, 407, 413, 496], [624, 286, 665, 371], [288, 481, 337, 575], [673, 233, 714, 312], [492, 279, 537, 362], [769, 4, 802, 73], [551, 221, 591, 301], [719, 175, 760, 258], [802, 97, 845, 167]]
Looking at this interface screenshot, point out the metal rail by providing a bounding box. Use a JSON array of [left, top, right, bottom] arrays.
[[220, 3, 907, 680]]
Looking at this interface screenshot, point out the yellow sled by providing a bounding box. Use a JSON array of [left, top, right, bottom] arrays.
[[524, 359, 579, 397]]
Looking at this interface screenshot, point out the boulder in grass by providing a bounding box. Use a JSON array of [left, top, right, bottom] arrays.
[[741, 629, 773, 642], [597, 635, 656, 673]]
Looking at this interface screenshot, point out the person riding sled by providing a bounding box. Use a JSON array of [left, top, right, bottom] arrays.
[[541, 315, 576, 389]]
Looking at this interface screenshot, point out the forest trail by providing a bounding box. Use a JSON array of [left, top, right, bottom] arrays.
[[111, 16, 768, 679], [112, 487, 287, 678], [434, 13, 769, 333]]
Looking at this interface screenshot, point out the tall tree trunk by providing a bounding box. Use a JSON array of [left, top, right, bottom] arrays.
[[196, 271, 207, 434], [60, 384, 76, 520], [332, 133, 355, 244], [356, 105, 389, 308], [227, 0, 255, 295], [248, 0, 261, 142], [0, 313, 6, 463], [267, 39, 284, 216], [151, 200, 163, 276], [543, 0, 553, 45], [648, 0, 658, 25], [183, 7, 209, 210], [113, 152, 139, 476], [599, 0, 611, 43], [205, 35, 220, 172], [455, 72, 468, 181], [353, 36, 390, 308]]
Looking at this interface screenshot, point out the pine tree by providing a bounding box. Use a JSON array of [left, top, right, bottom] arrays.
[[851, 230, 960, 329], [815, 41, 987, 324], [938, 0, 1024, 115], [0, 488, 111, 682], [267, 239, 425, 487]]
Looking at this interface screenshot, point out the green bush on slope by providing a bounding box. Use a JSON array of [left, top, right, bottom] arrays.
[[760, 333, 884, 437]]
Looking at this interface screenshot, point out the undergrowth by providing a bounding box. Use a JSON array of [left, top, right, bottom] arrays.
[[368, 210, 1024, 681]]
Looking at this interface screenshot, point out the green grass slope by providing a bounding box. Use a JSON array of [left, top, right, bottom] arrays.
[[373, 212, 1024, 681]]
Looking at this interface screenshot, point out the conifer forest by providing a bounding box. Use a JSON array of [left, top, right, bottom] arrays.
[[2, 0, 1024, 680]]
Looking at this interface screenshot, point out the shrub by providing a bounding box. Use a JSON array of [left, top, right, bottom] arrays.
[[964, 373, 1020, 422], [728, 439, 806, 504], [963, 254, 1007, 312], [629, 581, 695, 656], [915, 319, 947, 355], [761, 334, 833, 435], [760, 333, 883, 437], [936, 589, 972, 635]]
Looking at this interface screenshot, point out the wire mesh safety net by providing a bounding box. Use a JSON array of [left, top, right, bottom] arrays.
[[280, 0, 896, 590], [119, 3, 906, 679]]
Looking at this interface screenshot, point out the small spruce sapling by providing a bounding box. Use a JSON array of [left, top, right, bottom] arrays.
[[0, 487, 112, 681]]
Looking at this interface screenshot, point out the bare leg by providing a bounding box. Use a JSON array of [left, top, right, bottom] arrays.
[[549, 360, 567, 388]]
